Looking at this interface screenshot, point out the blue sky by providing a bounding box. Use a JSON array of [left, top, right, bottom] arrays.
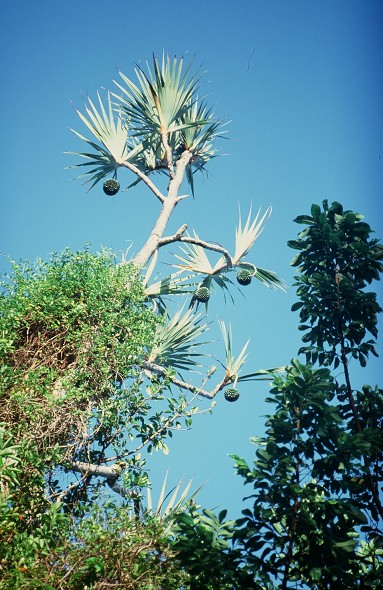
[[1, 0, 382, 517]]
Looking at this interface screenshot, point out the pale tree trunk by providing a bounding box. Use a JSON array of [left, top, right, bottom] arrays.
[[133, 151, 192, 267]]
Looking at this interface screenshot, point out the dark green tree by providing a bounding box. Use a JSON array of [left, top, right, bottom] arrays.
[[232, 201, 383, 588], [290, 200, 383, 522]]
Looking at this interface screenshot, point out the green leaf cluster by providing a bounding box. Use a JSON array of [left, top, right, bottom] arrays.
[[171, 505, 242, 589], [0, 426, 70, 587], [288, 200, 383, 367], [69, 54, 226, 193], [1, 470, 189, 590], [232, 361, 383, 588], [0, 247, 158, 456]]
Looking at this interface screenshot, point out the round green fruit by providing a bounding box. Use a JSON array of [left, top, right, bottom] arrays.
[[237, 269, 252, 286], [194, 286, 210, 303], [224, 388, 240, 402], [103, 179, 120, 196]]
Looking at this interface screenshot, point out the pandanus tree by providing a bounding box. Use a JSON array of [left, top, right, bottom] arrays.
[[1, 54, 284, 514], [62, 53, 285, 497]]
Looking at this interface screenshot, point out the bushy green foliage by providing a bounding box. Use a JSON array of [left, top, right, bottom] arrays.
[[0, 247, 209, 513], [0, 247, 158, 455], [171, 506, 241, 589], [1, 458, 188, 590], [0, 247, 217, 587], [0, 425, 70, 588], [56, 504, 187, 590], [288, 200, 383, 522]]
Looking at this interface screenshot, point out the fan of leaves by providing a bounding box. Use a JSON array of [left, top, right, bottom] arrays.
[[172, 206, 286, 302]]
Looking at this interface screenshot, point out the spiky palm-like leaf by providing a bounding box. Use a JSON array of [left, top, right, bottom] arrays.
[[237, 366, 287, 383], [181, 101, 225, 153], [115, 54, 205, 137], [174, 232, 225, 275], [67, 91, 143, 190], [173, 208, 276, 275], [219, 320, 249, 385], [118, 134, 170, 190], [144, 253, 198, 303], [174, 236, 236, 307], [219, 326, 286, 387], [74, 92, 129, 161], [172, 215, 286, 295], [253, 266, 287, 291], [68, 55, 225, 195], [231, 206, 286, 289], [145, 472, 200, 519], [146, 274, 197, 297], [228, 205, 287, 290], [232, 205, 272, 264], [148, 306, 209, 371], [180, 100, 227, 196], [142, 253, 196, 314]]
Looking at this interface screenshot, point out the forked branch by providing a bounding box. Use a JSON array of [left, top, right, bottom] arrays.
[[158, 228, 233, 269], [133, 150, 193, 266]]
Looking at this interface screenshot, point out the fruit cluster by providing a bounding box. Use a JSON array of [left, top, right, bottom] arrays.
[[224, 388, 240, 402], [103, 179, 120, 196]]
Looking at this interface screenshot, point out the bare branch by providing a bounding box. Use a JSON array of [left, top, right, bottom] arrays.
[[141, 360, 231, 400], [158, 224, 188, 247], [179, 236, 233, 270], [69, 460, 124, 479], [119, 159, 165, 203], [66, 461, 133, 498], [176, 194, 189, 202], [157, 228, 233, 270]]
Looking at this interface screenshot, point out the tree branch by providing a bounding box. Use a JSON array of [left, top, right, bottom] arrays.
[[67, 461, 133, 498], [119, 159, 165, 203], [157, 224, 188, 246], [69, 460, 124, 479], [157, 228, 233, 270], [140, 360, 231, 400], [179, 236, 233, 270]]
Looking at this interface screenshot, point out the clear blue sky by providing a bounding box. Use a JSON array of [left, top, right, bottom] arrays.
[[1, 0, 382, 517]]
